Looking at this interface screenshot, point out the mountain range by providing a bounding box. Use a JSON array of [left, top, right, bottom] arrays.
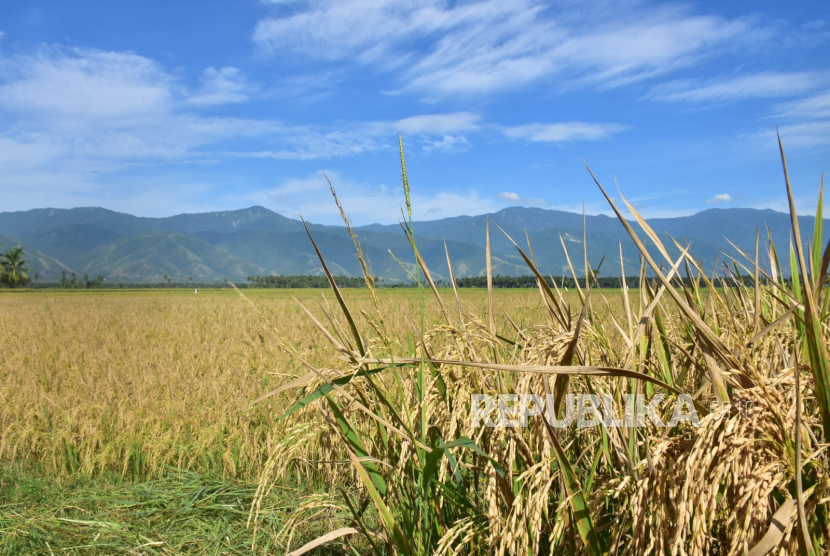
[[0, 205, 825, 283]]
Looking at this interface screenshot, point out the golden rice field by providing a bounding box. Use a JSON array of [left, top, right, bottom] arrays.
[[0, 288, 544, 482], [2, 146, 830, 554], [0, 263, 827, 555], [0, 287, 582, 554]]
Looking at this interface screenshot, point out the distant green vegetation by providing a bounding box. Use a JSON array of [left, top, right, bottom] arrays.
[[15, 270, 771, 290], [247, 274, 765, 289], [29, 269, 231, 290], [455, 275, 637, 288], [0, 243, 31, 288], [247, 274, 370, 288]]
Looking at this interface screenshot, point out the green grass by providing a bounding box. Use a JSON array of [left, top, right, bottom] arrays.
[[0, 463, 348, 555]]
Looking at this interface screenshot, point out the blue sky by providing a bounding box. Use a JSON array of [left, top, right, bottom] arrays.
[[0, 0, 828, 224]]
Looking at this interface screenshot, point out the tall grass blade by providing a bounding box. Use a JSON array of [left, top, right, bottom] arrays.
[[444, 240, 464, 326], [327, 397, 388, 496], [486, 219, 499, 363], [811, 175, 823, 291], [301, 218, 366, 358], [778, 131, 830, 442], [755, 228, 762, 336], [346, 447, 412, 554], [277, 366, 388, 421], [585, 161, 741, 373], [401, 223, 451, 324], [542, 385, 602, 555], [792, 344, 816, 555], [495, 224, 565, 326]]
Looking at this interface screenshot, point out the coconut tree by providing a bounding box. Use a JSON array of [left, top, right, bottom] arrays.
[[1, 246, 30, 288]]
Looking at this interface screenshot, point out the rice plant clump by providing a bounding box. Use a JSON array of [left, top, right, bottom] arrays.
[[255, 138, 829, 555]]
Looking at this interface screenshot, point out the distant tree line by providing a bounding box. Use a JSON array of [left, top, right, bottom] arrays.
[[244, 274, 774, 289], [247, 275, 370, 288], [453, 275, 645, 289], [257, 274, 782, 290], [58, 271, 106, 289], [37, 275, 235, 289], [5, 263, 786, 291], [246, 274, 725, 289], [453, 274, 769, 289]]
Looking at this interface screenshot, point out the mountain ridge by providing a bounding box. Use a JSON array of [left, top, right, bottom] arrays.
[[0, 205, 824, 283]]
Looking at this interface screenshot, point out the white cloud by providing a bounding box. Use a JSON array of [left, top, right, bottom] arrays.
[[0, 42, 631, 217], [265, 170, 498, 224], [0, 45, 286, 208], [503, 122, 628, 142], [239, 111, 486, 160], [706, 193, 731, 204], [0, 46, 174, 121], [253, 1, 762, 96], [238, 114, 627, 160], [650, 71, 829, 103], [497, 191, 546, 206], [253, 0, 457, 61], [774, 91, 830, 119], [777, 121, 830, 148], [393, 112, 481, 134], [239, 123, 390, 161], [745, 121, 830, 149], [187, 66, 250, 106], [0, 42, 632, 182], [244, 109, 628, 160], [422, 135, 469, 153]]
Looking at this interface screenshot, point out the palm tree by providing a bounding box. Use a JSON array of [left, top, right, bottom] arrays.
[[1, 247, 30, 288]]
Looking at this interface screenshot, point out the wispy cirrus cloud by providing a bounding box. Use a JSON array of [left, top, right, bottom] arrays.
[[773, 91, 830, 119], [392, 112, 481, 134], [0, 44, 624, 170], [237, 111, 483, 160], [239, 113, 624, 160], [265, 170, 498, 224], [253, 0, 765, 96], [187, 67, 251, 106], [503, 122, 628, 142], [748, 121, 830, 149], [422, 135, 470, 153], [649, 71, 830, 103], [0, 39, 627, 218]]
